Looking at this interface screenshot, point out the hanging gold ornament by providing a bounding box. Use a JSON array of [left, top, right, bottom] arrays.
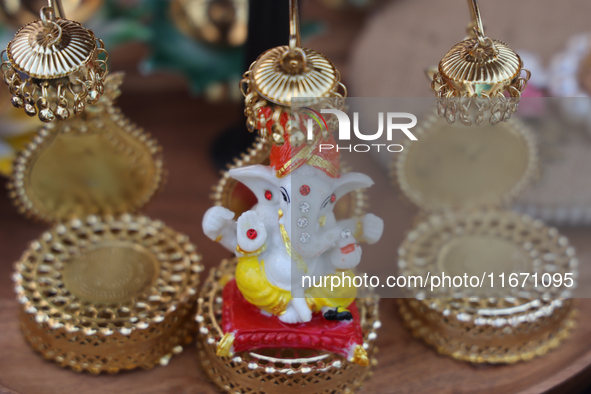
[[431, 0, 530, 126], [1, 0, 108, 122], [8, 72, 164, 223], [0, 0, 103, 27], [240, 0, 346, 146]]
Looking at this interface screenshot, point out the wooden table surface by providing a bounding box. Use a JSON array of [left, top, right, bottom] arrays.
[[0, 91, 590, 394]]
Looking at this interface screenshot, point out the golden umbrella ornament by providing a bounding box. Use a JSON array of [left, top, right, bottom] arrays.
[[1, 0, 108, 122], [431, 0, 530, 126], [240, 0, 346, 146]]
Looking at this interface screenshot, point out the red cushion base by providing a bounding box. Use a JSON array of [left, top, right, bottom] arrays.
[[222, 279, 364, 358]]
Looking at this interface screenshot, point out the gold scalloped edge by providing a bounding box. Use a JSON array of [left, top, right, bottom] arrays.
[[7, 105, 165, 223], [13, 214, 204, 373], [398, 298, 578, 364], [194, 258, 381, 393], [389, 113, 539, 214]]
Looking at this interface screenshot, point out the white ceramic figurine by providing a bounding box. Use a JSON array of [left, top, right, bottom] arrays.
[[203, 134, 384, 324]]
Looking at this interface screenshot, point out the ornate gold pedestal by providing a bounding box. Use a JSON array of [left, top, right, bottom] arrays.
[[392, 116, 578, 364], [196, 258, 380, 394], [14, 215, 203, 373], [396, 209, 578, 363]]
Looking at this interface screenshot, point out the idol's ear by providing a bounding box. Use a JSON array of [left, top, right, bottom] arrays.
[[333, 172, 374, 201], [229, 165, 280, 205]]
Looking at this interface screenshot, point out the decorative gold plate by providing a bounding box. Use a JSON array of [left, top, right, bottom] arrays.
[[392, 115, 537, 212], [8, 105, 164, 223], [397, 209, 578, 363], [196, 258, 380, 394], [14, 214, 203, 373]]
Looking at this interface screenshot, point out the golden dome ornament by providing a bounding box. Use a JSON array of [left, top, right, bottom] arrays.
[[240, 0, 346, 146], [431, 0, 531, 126], [1, 0, 108, 123]]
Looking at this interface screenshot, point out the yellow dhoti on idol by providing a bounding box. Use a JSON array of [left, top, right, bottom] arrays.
[[235, 254, 357, 316]]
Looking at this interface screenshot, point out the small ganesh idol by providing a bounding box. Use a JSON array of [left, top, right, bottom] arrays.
[[202, 127, 384, 365]]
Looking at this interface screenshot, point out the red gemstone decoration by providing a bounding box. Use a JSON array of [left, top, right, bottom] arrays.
[[264, 190, 272, 201], [330, 193, 336, 203], [300, 185, 310, 196], [247, 229, 258, 240]]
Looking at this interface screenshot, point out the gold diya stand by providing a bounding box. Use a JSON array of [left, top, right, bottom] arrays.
[[391, 114, 579, 364], [1, 0, 204, 374], [14, 214, 203, 373], [196, 258, 380, 394]]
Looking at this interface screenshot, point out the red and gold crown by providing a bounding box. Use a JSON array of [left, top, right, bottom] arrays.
[[269, 114, 340, 179]]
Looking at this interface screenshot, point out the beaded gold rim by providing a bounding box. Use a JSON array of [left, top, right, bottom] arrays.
[[399, 298, 577, 364], [8, 105, 164, 223], [211, 137, 368, 220], [391, 114, 538, 213], [13, 214, 204, 373], [195, 258, 380, 394]]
